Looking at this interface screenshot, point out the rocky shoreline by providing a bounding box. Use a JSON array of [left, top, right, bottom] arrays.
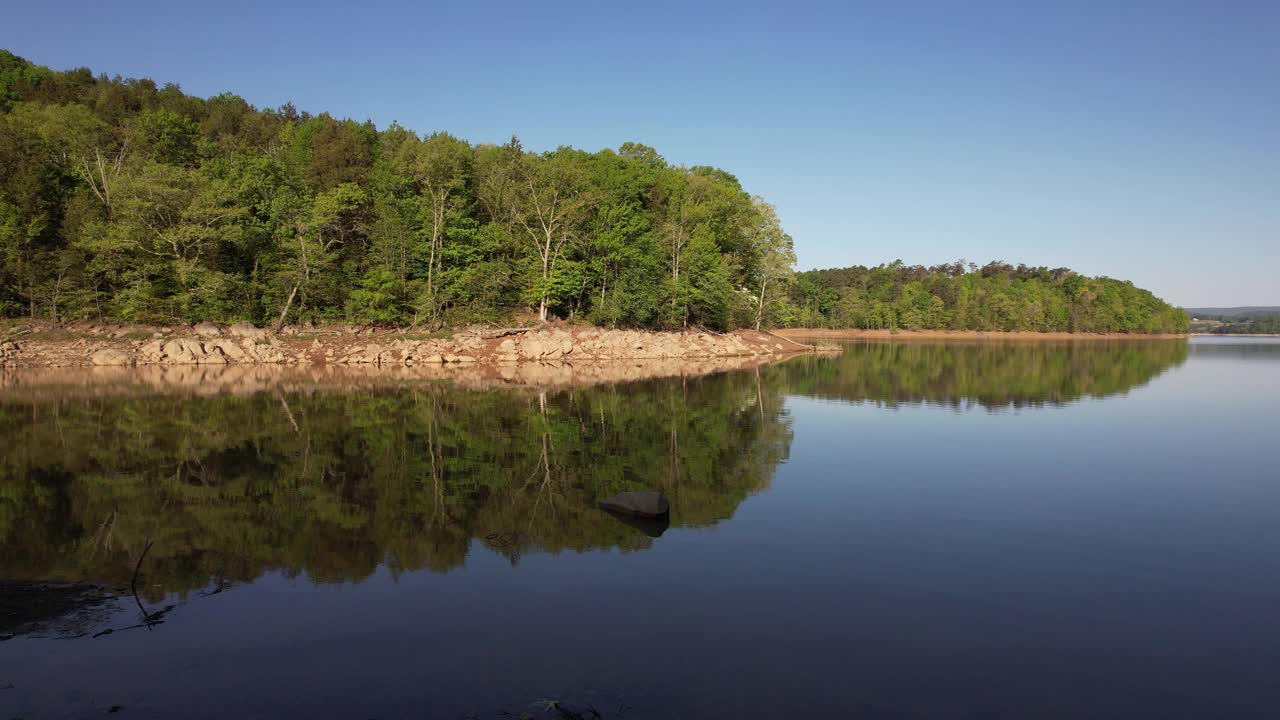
[[0, 323, 817, 369]]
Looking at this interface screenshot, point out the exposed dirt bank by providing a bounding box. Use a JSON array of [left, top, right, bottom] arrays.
[[0, 323, 817, 370], [775, 328, 1190, 341]]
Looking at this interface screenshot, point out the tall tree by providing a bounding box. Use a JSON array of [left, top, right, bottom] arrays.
[[510, 149, 594, 323], [747, 197, 795, 330]]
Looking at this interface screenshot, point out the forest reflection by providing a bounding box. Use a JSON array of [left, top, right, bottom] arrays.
[[1, 370, 792, 595], [771, 339, 1188, 409], [0, 340, 1189, 595]]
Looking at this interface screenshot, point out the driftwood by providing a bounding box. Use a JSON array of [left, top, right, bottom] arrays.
[[761, 330, 817, 351], [475, 326, 537, 340], [272, 285, 299, 335]]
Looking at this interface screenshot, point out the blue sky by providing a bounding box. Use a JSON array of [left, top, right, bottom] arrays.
[[5, 1, 1277, 306]]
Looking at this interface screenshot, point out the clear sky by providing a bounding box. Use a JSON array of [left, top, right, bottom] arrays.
[[5, 0, 1277, 306]]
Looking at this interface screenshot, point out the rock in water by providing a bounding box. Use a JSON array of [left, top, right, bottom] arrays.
[[598, 491, 670, 518]]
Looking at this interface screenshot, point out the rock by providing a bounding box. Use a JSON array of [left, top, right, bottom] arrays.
[[598, 491, 670, 518], [90, 349, 131, 366], [192, 322, 221, 337], [209, 340, 248, 362], [227, 322, 269, 340], [608, 512, 670, 538], [162, 339, 202, 364]]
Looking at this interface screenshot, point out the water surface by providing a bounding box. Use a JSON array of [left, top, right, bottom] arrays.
[[2, 338, 1277, 718]]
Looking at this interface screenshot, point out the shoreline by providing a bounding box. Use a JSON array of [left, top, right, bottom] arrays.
[[774, 328, 1190, 341], [0, 353, 797, 400], [1189, 332, 1280, 338], [0, 323, 816, 370]]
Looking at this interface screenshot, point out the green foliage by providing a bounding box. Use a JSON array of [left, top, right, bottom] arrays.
[[1201, 311, 1280, 334], [788, 261, 1189, 334], [0, 52, 786, 330], [0, 51, 1184, 333]]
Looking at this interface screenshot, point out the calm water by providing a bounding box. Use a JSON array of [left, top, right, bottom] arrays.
[[2, 338, 1278, 719]]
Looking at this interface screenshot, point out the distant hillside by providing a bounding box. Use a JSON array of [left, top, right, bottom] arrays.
[[787, 261, 1189, 334], [1187, 307, 1280, 335], [1185, 307, 1280, 318]]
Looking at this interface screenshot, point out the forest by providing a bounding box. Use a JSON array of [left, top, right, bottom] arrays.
[[2, 50, 1185, 333], [0, 51, 794, 331], [788, 262, 1189, 334], [1196, 311, 1280, 335]]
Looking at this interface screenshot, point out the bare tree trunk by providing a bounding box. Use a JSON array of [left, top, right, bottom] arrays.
[[755, 277, 768, 331], [539, 239, 551, 323], [273, 284, 299, 334], [425, 237, 436, 309]]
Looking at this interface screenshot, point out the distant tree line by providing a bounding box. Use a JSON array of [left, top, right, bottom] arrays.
[[1199, 311, 1280, 335], [2, 50, 1185, 334], [786, 261, 1189, 334]]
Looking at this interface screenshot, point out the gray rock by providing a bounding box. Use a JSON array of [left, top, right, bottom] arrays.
[[227, 322, 269, 340], [598, 491, 670, 518]]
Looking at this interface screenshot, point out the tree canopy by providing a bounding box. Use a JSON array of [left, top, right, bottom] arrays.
[[1, 51, 1185, 333], [786, 261, 1189, 334], [0, 51, 793, 331]]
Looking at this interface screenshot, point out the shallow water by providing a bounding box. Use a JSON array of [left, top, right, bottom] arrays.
[[1, 337, 1277, 719]]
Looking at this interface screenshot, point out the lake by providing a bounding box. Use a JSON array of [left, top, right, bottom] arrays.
[[2, 337, 1277, 719]]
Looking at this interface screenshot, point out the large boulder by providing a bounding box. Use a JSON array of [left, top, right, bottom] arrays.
[[192, 322, 221, 337], [208, 340, 248, 362], [598, 491, 670, 518], [89, 349, 131, 366]]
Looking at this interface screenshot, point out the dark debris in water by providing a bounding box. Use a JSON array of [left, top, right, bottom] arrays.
[[0, 580, 120, 639], [489, 696, 630, 720]]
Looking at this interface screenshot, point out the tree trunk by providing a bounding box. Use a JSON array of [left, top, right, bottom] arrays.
[[273, 284, 299, 334], [755, 278, 768, 331], [539, 234, 551, 323]]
